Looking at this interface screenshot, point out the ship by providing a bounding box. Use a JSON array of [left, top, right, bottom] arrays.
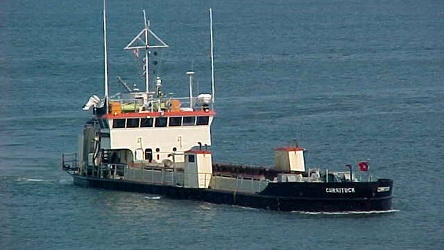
[[61, 4, 393, 213]]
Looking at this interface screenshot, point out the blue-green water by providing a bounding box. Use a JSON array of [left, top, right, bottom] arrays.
[[1, 0, 443, 249]]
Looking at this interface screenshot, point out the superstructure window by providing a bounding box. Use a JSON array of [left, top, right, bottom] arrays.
[[196, 116, 209, 125], [183, 116, 195, 126], [169, 117, 182, 126], [98, 119, 109, 129], [112, 119, 126, 128], [127, 118, 140, 128], [140, 118, 153, 127], [97, 119, 105, 128], [188, 155, 195, 163], [155, 117, 167, 127]]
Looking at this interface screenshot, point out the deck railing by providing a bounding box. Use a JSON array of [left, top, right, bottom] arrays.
[[61, 153, 78, 174]]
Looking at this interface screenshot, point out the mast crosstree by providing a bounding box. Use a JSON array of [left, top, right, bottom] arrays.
[[124, 10, 169, 94]]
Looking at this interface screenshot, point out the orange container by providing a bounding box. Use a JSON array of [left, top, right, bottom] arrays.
[[110, 102, 122, 115], [170, 99, 181, 111]]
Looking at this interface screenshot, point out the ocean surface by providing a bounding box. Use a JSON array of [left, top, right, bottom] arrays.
[[1, 0, 443, 249]]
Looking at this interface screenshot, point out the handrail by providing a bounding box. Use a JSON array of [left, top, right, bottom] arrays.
[[61, 153, 78, 174]]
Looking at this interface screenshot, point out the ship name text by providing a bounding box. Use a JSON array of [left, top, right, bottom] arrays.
[[325, 187, 355, 193]]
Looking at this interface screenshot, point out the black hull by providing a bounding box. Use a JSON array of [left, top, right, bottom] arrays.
[[72, 175, 393, 212]]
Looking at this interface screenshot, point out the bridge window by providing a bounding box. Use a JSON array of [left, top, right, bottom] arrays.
[[188, 155, 195, 163], [127, 118, 140, 128], [183, 116, 195, 126], [100, 132, 110, 138], [112, 119, 126, 128], [169, 117, 182, 126], [140, 118, 153, 127], [155, 117, 167, 127], [196, 116, 209, 125], [99, 119, 109, 129]]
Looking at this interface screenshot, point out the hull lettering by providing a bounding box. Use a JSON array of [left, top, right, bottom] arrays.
[[377, 186, 391, 192], [325, 187, 355, 193]]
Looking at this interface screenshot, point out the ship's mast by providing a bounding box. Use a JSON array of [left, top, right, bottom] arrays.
[[143, 11, 150, 93], [186, 71, 194, 108], [125, 11, 169, 95], [103, 0, 109, 113], [209, 8, 215, 108]]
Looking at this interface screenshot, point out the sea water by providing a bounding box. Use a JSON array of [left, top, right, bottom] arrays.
[[1, 0, 443, 249]]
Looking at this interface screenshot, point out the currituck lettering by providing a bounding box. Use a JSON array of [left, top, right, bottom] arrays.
[[325, 187, 355, 193], [377, 186, 391, 192]]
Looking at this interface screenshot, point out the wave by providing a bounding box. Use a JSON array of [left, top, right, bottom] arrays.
[[144, 196, 162, 200], [293, 209, 400, 215], [58, 178, 73, 185], [18, 177, 49, 182], [17, 177, 72, 185]]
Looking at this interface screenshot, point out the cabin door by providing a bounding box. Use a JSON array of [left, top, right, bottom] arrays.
[[145, 148, 153, 163]]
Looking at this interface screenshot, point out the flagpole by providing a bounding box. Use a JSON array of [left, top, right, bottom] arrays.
[[209, 8, 215, 109], [103, 0, 109, 113]]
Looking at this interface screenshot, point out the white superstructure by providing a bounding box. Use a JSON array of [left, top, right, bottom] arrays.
[[77, 7, 216, 178]]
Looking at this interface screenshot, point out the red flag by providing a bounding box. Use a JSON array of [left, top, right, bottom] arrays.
[[358, 161, 369, 171]]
